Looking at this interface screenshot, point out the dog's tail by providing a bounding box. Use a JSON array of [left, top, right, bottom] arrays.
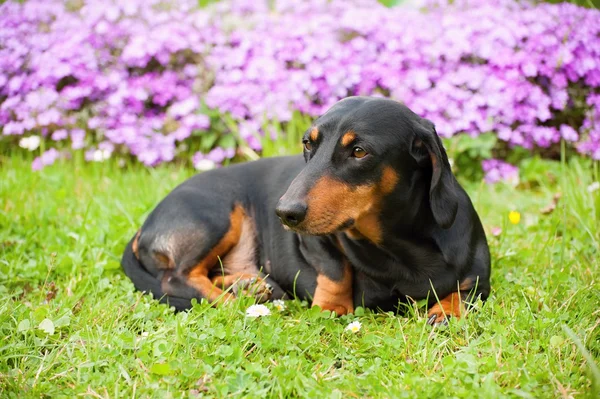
[[121, 236, 193, 311]]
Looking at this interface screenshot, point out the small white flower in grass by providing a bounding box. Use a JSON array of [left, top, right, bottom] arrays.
[[91, 149, 111, 162], [272, 299, 286, 311], [19, 135, 41, 151], [345, 320, 361, 333], [246, 304, 271, 318], [588, 182, 600, 193], [194, 159, 216, 171]]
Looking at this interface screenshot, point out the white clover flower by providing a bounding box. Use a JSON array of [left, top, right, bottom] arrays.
[[588, 182, 600, 193], [19, 135, 41, 151], [272, 299, 286, 311], [345, 320, 361, 333], [194, 159, 216, 171], [91, 149, 111, 162], [246, 304, 271, 318]]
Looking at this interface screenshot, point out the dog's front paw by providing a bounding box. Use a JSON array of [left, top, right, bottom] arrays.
[[231, 277, 273, 303], [312, 301, 353, 316], [426, 312, 452, 327], [427, 292, 464, 327]]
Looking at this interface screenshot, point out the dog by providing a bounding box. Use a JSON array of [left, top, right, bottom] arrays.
[[121, 97, 491, 325]]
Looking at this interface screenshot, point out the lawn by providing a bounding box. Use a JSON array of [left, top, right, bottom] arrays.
[[0, 152, 599, 398]]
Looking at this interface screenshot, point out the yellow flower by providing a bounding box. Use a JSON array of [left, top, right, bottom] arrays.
[[509, 211, 521, 225]]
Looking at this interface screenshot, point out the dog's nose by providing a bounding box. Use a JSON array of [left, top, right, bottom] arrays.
[[275, 201, 307, 227]]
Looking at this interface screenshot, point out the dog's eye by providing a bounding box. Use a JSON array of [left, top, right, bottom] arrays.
[[352, 147, 367, 159], [304, 141, 313, 151]]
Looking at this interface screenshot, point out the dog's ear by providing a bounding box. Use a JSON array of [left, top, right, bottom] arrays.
[[409, 118, 458, 228]]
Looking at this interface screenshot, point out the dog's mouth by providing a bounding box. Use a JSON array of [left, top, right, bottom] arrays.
[[280, 217, 355, 236]]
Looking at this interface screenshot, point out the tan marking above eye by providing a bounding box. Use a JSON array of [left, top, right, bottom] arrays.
[[352, 147, 367, 158], [341, 131, 356, 147], [309, 127, 319, 142]]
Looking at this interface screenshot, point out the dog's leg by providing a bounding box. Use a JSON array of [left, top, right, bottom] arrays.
[[298, 236, 354, 315], [208, 208, 273, 303], [312, 260, 354, 315], [182, 205, 249, 305]]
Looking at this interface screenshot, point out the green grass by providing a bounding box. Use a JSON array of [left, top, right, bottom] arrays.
[[0, 151, 599, 398]]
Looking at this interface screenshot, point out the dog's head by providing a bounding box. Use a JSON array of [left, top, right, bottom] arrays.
[[275, 97, 458, 243]]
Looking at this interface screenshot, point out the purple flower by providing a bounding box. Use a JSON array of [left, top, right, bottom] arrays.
[[482, 159, 519, 185], [206, 147, 227, 163], [559, 125, 579, 142], [204, 146, 236, 164], [168, 97, 200, 119], [71, 129, 86, 149], [32, 148, 60, 170], [51, 129, 68, 141], [0, 0, 598, 171]]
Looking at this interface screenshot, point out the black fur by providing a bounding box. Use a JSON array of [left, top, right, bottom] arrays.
[[121, 97, 491, 313]]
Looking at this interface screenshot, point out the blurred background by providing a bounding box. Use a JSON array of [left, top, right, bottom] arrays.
[[1, 0, 599, 184]]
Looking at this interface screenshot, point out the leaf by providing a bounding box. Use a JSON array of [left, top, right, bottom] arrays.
[[217, 344, 233, 358], [17, 319, 31, 332], [562, 325, 600, 395], [218, 134, 237, 149], [549, 335, 565, 347], [212, 329, 226, 340], [38, 318, 55, 335], [153, 340, 169, 357], [150, 363, 172, 375], [199, 131, 219, 150], [54, 314, 71, 328], [378, 0, 403, 8]]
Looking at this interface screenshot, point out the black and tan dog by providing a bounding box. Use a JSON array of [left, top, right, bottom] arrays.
[[121, 97, 490, 325]]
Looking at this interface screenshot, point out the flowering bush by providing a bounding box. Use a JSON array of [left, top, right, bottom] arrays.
[[482, 159, 520, 185], [1, 0, 599, 176]]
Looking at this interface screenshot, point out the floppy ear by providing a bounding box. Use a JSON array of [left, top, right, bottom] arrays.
[[409, 119, 458, 229]]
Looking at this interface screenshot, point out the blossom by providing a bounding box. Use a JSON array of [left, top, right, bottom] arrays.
[[193, 152, 217, 171], [559, 125, 579, 142], [482, 159, 519, 185], [345, 321, 362, 333], [246, 304, 271, 318], [206, 147, 228, 164], [51, 129, 68, 141], [85, 149, 111, 162], [272, 299, 286, 311], [19, 135, 41, 151], [194, 159, 216, 171], [588, 182, 600, 193], [491, 227, 502, 237], [0, 0, 599, 171], [32, 148, 60, 170], [509, 211, 521, 225], [71, 129, 86, 150]]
